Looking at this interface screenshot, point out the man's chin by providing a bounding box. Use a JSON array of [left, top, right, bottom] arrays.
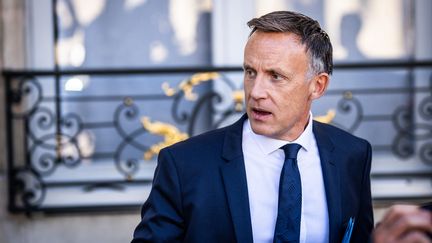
[[249, 122, 271, 136]]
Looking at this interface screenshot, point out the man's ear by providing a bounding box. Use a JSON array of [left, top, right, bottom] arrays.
[[310, 73, 330, 100]]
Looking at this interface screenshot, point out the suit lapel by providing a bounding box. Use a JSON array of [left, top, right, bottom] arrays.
[[218, 118, 343, 242], [220, 115, 253, 243], [313, 121, 342, 243]]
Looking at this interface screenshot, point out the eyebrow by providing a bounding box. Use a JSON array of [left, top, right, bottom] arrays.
[[243, 63, 253, 70], [268, 68, 294, 80], [242, 63, 294, 80]]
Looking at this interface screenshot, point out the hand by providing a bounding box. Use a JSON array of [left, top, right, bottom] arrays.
[[373, 205, 432, 243]]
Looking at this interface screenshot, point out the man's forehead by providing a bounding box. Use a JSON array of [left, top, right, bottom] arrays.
[[248, 30, 303, 43], [245, 31, 307, 57], [245, 31, 306, 56]]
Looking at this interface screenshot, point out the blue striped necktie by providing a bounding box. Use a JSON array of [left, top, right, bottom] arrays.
[[273, 143, 302, 243]]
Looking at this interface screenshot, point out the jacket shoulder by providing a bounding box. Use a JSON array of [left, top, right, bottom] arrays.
[[313, 121, 371, 150], [163, 122, 236, 155]]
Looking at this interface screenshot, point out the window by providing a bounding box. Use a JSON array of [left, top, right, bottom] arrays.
[[4, 0, 432, 213]]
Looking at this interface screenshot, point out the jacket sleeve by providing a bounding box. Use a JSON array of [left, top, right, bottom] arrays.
[[132, 148, 184, 243], [352, 141, 374, 243]]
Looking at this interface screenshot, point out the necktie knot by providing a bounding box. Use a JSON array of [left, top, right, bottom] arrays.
[[280, 143, 302, 160]]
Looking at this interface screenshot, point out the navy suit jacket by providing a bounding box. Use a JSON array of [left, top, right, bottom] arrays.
[[132, 115, 373, 243]]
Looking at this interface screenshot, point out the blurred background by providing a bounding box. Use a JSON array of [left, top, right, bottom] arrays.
[[0, 0, 431, 242]]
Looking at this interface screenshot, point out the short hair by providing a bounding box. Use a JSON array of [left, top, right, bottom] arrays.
[[247, 11, 333, 76]]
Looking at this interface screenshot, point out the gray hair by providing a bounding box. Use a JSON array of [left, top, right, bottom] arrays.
[[247, 11, 333, 77]]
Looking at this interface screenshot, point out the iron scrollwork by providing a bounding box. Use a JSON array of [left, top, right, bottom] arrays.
[[113, 98, 149, 179], [328, 75, 432, 165], [5, 67, 432, 213], [11, 77, 43, 118], [330, 91, 363, 133], [416, 76, 432, 164], [14, 169, 46, 210]]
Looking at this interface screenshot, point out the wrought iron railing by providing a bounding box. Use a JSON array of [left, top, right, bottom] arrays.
[[3, 61, 432, 213]]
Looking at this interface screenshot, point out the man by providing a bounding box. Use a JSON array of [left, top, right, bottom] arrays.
[[132, 11, 373, 243]]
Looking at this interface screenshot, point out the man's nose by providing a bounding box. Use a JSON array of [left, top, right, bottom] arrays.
[[249, 75, 268, 100]]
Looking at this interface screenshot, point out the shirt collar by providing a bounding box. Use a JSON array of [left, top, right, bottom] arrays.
[[246, 113, 314, 155]]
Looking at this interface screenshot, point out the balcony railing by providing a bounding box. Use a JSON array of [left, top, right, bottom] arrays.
[[3, 61, 432, 214]]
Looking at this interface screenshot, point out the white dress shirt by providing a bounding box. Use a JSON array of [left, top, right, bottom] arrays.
[[242, 114, 329, 243]]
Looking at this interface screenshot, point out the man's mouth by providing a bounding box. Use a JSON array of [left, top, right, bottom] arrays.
[[253, 108, 271, 115], [251, 108, 272, 119]]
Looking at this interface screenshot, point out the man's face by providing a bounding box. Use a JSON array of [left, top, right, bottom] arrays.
[[243, 31, 321, 141]]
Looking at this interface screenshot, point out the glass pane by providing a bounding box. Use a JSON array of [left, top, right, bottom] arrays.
[[254, 0, 413, 62], [56, 0, 212, 68]]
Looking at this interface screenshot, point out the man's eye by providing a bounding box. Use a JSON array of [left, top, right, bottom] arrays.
[[245, 69, 255, 77], [271, 73, 283, 80]]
